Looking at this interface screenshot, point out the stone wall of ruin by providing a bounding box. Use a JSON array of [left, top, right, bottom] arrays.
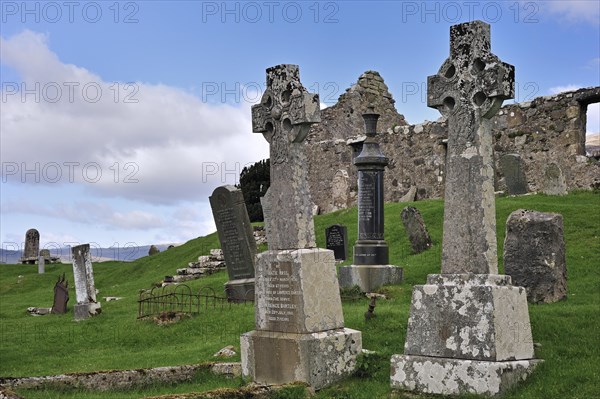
[[305, 72, 599, 214]]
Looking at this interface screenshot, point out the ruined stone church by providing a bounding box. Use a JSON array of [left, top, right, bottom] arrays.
[[304, 71, 599, 214]]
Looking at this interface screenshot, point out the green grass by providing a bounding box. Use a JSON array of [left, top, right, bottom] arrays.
[[1, 191, 598, 398]]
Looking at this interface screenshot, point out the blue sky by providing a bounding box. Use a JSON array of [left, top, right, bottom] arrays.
[[1, 1, 599, 256]]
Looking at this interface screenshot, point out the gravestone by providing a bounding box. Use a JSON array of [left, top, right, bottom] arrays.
[[331, 169, 350, 211], [39, 248, 60, 264], [241, 64, 361, 390], [400, 206, 432, 254], [391, 21, 541, 397], [260, 188, 272, 244], [210, 185, 257, 302], [500, 153, 528, 195], [504, 209, 567, 303], [38, 255, 45, 274], [51, 273, 69, 314], [71, 244, 101, 320], [339, 108, 403, 292], [20, 228, 40, 264], [542, 162, 567, 195], [325, 224, 348, 261]]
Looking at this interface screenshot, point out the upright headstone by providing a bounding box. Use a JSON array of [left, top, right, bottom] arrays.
[[504, 210, 567, 303], [391, 21, 541, 396], [20, 228, 40, 264], [241, 64, 361, 389], [339, 108, 403, 292], [400, 206, 432, 254], [37, 255, 45, 274], [325, 224, 348, 261], [71, 244, 101, 320], [500, 153, 528, 195], [331, 169, 350, 211], [542, 162, 567, 195], [259, 188, 272, 244], [51, 273, 69, 314], [210, 185, 257, 302]]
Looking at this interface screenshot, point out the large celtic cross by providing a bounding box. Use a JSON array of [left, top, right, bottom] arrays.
[[428, 21, 514, 274], [251, 64, 320, 250]]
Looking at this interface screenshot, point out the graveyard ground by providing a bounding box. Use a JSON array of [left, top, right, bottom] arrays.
[[0, 191, 598, 399]]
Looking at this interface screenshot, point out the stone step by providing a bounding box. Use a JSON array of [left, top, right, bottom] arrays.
[[177, 268, 208, 276]]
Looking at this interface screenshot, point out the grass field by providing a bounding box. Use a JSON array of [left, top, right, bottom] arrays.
[[1, 191, 598, 398]]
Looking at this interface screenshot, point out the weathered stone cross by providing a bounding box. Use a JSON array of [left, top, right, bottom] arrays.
[[427, 21, 514, 274], [252, 64, 321, 250]]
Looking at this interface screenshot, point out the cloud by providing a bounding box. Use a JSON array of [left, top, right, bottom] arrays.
[[1, 30, 269, 206], [542, 0, 600, 25], [548, 85, 580, 95]]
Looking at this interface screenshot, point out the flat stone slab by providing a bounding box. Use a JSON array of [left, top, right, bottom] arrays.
[[338, 264, 403, 292], [241, 328, 361, 390], [404, 274, 534, 361], [391, 354, 542, 397]]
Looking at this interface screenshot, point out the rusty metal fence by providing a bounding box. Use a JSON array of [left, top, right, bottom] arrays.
[[137, 285, 253, 319]]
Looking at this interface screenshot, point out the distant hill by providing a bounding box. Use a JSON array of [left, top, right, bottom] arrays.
[[0, 244, 178, 265]]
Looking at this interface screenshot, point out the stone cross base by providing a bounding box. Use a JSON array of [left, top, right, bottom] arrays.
[[224, 278, 255, 303], [241, 248, 362, 388], [403, 274, 534, 360], [391, 355, 542, 396], [391, 273, 540, 396], [74, 302, 101, 321], [338, 265, 403, 292], [241, 328, 362, 389]]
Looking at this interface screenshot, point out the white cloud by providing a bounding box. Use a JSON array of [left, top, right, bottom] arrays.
[[549, 85, 580, 95], [542, 0, 600, 25], [0, 30, 269, 206]]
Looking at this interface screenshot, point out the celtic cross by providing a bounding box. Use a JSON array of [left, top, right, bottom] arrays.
[[428, 21, 514, 274]]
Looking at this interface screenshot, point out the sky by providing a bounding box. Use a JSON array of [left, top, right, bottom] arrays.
[[1, 0, 599, 255]]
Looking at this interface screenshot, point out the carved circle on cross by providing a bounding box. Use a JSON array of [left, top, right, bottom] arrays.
[[434, 56, 504, 120]]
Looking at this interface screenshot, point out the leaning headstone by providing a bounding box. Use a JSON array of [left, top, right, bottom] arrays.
[[20, 228, 39, 264], [542, 162, 567, 195], [51, 273, 69, 314], [259, 188, 272, 244], [500, 153, 528, 195], [391, 21, 541, 396], [400, 206, 432, 254], [210, 185, 257, 302], [71, 244, 101, 320], [339, 108, 403, 292], [37, 255, 45, 274], [241, 64, 361, 389], [504, 209, 567, 303], [325, 224, 348, 261]]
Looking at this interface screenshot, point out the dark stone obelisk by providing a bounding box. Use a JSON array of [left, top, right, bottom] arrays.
[[339, 108, 403, 292]]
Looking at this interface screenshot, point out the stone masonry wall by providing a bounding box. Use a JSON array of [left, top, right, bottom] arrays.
[[305, 71, 599, 214]]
